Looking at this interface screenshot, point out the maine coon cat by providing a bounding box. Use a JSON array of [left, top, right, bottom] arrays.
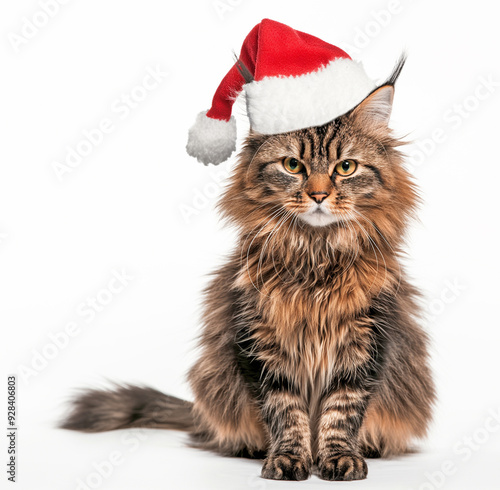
[[61, 57, 435, 481]]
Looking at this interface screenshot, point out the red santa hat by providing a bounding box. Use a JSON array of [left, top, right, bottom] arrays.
[[186, 19, 376, 165]]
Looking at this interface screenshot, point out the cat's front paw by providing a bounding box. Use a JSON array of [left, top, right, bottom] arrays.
[[317, 452, 368, 481], [261, 452, 312, 481]]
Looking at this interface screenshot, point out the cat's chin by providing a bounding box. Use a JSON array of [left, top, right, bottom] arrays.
[[298, 207, 344, 227]]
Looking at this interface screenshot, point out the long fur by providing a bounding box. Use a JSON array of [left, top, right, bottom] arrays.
[[61, 67, 435, 482], [61, 384, 194, 432]]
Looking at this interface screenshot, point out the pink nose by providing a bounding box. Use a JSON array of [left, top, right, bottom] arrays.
[[308, 191, 329, 204]]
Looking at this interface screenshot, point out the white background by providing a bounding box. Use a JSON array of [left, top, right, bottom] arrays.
[[1, 1, 500, 489]]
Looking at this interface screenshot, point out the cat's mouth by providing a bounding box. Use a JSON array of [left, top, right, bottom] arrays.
[[298, 204, 344, 227]]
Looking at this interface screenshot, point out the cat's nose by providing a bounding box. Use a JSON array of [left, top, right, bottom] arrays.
[[308, 191, 329, 204]]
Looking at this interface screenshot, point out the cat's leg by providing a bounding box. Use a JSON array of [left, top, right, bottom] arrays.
[[359, 331, 435, 458], [188, 354, 268, 457], [314, 317, 383, 481], [359, 399, 415, 458], [260, 384, 313, 480], [315, 384, 370, 481], [358, 288, 435, 458]]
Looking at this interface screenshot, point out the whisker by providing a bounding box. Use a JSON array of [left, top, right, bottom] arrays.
[[350, 207, 402, 296], [242, 205, 287, 295], [345, 209, 388, 293], [256, 209, 291, 289]]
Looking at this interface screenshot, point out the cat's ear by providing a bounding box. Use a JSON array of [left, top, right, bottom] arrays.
[[351, 85, 394, 127], [351, 54, 406, 127]]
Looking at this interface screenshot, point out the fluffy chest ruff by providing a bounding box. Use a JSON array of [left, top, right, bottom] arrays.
[[233, 241, 397, 397]]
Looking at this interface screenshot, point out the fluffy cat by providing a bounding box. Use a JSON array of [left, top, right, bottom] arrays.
[[61, 57, 435, 482]]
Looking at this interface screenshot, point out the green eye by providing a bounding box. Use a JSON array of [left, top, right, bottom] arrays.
[[283, 157, 304, 174], [335, 159, 357, 176]]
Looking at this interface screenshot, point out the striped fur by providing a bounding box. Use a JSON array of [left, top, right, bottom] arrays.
[[62, 77, 435, 481]]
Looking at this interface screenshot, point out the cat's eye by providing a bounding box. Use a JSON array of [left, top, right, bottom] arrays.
[[283, 157, 304, 174], [335, 159, 357, 177]]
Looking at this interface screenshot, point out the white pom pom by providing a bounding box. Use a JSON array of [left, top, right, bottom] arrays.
[[186, 111, 237, 165]]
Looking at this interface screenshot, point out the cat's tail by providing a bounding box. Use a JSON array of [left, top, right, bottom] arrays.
[[60, 384, 194, 433]]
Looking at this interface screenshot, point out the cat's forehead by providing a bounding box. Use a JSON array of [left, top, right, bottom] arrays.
[[248, 114, 385, 171], [276, 118, 359, 162]]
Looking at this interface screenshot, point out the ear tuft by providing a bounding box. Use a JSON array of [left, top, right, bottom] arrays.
[[352, 85, 394, 126], [385, 53, 407, 86], [351, 53, 406, 127]]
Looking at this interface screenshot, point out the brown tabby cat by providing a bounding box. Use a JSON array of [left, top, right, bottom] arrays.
[[61, 57, 435, 482]]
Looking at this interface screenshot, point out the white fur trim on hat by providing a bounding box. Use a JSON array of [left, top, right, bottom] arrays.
[[186, 111, 237, 166], [244, 58, 376, 134]]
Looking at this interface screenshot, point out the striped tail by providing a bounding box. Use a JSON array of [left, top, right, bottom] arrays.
[[60, 384, 194, 433]]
